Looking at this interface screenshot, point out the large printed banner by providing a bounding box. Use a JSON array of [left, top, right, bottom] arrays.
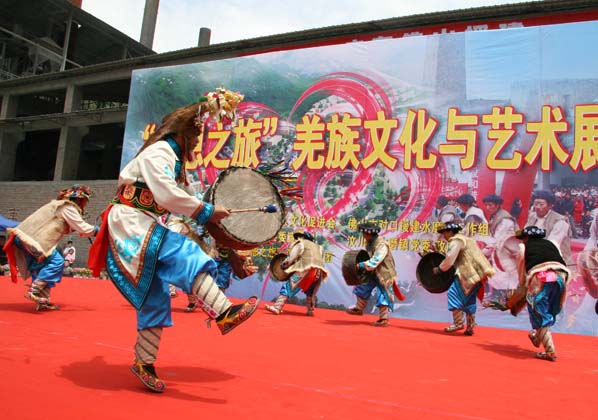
[[123, 18, 598, 335]]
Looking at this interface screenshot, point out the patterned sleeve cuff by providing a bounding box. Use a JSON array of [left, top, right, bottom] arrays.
[[193, 202, 214, 225]]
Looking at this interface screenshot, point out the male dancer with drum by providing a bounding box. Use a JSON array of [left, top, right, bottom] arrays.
[[265, 229, 328, 316], [346, 221, 399, 327], [3, 185, 97, 311], [514, 226, 570, 361], [432, 222, 494, 335], [88, 88, 259, 393]]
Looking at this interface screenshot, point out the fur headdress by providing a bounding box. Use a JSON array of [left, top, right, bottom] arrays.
[[138, 87, 244, 164]]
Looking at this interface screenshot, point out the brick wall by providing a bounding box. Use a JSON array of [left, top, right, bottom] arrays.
[[0, 180, 118, 267]]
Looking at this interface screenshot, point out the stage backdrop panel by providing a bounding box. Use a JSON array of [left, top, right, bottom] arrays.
[[121, 16, 598, 336]]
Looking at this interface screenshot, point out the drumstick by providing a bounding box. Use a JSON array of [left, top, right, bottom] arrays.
[[229, 204, 278, 214]]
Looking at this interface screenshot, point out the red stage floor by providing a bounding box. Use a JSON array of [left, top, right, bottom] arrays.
[[1, 276, 596, 420]]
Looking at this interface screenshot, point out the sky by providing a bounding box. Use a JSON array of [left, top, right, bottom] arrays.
[[81, 0, 531, 53]]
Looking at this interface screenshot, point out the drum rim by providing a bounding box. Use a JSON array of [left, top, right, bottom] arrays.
[[342, 249, 371, 286], [416, 252, 454, 293]]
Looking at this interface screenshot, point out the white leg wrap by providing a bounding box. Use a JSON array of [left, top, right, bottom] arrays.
[[135, 327, 162, 365], [192, 272, 232, 318], [379, 305, 389, 320], [31, 279, 47, 296], [355, 296, 368, 311], [453, 310, 465, 327], [274, 295, 287, 310], [538, 327, 555, 354]]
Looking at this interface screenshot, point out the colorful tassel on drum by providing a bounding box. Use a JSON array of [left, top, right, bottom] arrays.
[[255, 161, 303, 202], [279, 186, 303, 201]]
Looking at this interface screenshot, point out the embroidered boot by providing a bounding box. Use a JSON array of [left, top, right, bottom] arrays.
[[464, 313, 476, 336], [444, 310, 465, 332], [373, 305, 389, 327], [265, 295, 287, 315], [192, 272, 259, 335], [535, 327, 557, 361], [215, 296, 259, 335], [346, 296, 368, 315], [131, 327, 166, 392]]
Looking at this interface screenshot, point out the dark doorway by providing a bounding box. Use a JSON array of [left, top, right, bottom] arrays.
[[14, 130, 60, 180]]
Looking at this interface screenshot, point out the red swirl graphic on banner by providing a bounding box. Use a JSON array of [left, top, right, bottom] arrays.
[[197, 72, 446, 246]]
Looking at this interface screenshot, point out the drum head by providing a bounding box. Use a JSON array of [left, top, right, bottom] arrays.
[[205, 167, 286, 250], [416, 252, 455, 293], [342, 249, 371, 286], [269, 253, 291, 282]]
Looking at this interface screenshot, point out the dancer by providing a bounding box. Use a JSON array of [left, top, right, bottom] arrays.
[[3, 185, 96, 310], [346, 221, 401, 327], [432, 222, 494, 335], [515, 226, 570, 361], [88, 88, 259, 393], [265, 230, 328, 316]]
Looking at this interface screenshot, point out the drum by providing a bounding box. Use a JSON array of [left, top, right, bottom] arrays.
[[416, 252, 455, 294], [269, 253, 291, 282], [493, 236, 521, 272], [577, 249, 598, 299], [342, 249, 371, 286], [505, 284, 528, 316], [204, 166, 286, 250]]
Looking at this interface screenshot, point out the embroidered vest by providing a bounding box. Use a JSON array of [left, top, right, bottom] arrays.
[[450, 234, 495, 292], [367, 236, 397, 287], [9, 200, 74, 261], [287, 239, 327, 277]]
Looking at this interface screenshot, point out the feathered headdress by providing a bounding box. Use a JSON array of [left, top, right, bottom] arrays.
[[57, 184, 92, 200], [198, 87, 245, 126]]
